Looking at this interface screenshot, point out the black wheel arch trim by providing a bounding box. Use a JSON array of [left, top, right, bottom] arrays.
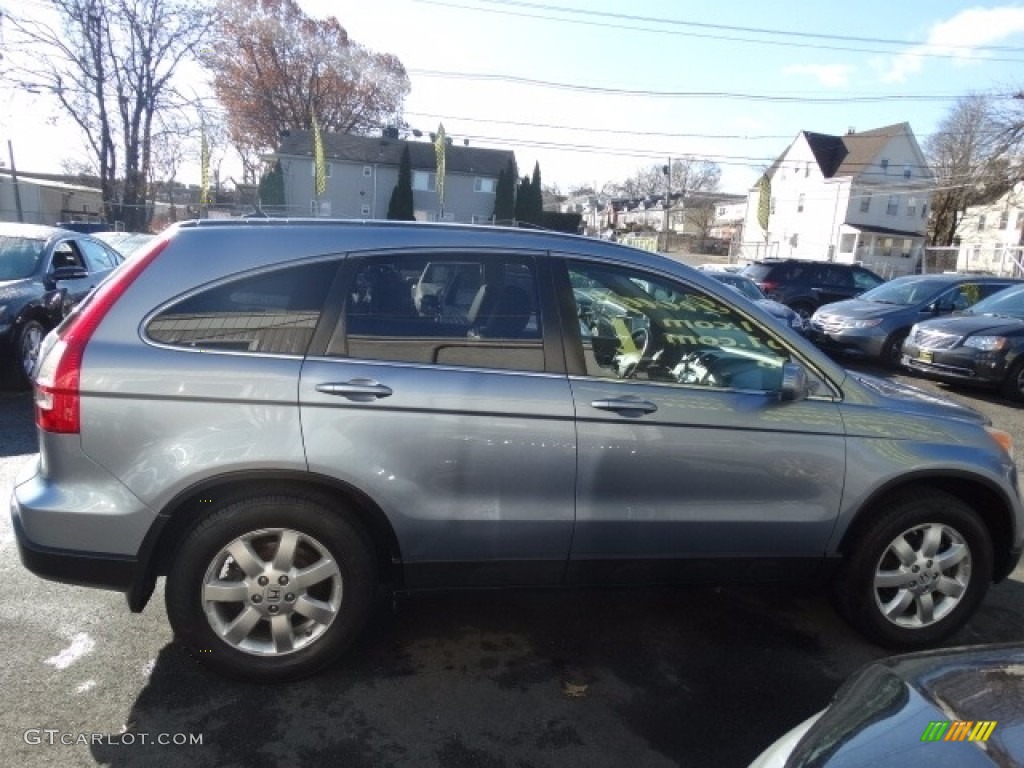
[[837, 469, 1020, 582], [128, 469, 405, 611]]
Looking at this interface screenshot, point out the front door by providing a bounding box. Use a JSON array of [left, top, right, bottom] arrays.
[[558, 257, 847, 584]]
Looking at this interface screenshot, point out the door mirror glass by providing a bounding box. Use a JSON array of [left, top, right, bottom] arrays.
[[779, 362, 810, 402]]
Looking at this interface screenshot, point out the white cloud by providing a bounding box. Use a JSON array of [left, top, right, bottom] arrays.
[[782, 64, 854, 88], [881, 7, 1024, 83]]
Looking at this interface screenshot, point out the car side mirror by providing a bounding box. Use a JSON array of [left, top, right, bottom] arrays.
[[779, 362, 810, 402], [51, 266, 89, 281]]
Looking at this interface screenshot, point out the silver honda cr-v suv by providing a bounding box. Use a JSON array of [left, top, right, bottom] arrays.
[[12, 220, 1023, 681]]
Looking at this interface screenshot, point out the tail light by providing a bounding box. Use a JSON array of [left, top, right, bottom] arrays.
[[35, 237, 170, 433], [760, 280, 778, 294]]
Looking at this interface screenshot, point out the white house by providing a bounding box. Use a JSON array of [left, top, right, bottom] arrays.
[[953, 189, 1024, 275], [740, 123, 934, 276]]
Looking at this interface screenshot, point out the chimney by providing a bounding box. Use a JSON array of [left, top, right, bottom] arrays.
[[847, 127, 856, 135]]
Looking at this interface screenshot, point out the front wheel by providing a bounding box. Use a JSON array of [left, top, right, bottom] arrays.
[[1000, 358, 1024, 402], [2, 319, 45, 390], [166, 494, 376, 681], [881, 331, 908, 369], [834, 490, 992, 649]]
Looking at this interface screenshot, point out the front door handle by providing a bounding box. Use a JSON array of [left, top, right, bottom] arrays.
[[590, 398, 657, 414], [316, 379, 393, 401]]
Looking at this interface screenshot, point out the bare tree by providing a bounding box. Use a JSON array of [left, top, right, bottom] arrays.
[[926, 93, 1011, 246], [8, 0, 219, 230], [689, 199, 718, 249], [669, 157, 721, 197]]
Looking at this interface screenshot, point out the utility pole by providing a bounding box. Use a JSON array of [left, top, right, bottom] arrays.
[[662, 158, 671, 252], [8, 140, 24, 223]]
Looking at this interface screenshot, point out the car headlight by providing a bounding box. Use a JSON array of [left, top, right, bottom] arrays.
[[840, 318, 883, 329], [963, 335, 1009, 351]]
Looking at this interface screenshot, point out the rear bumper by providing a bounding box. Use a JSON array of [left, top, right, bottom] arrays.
[[13, 511, 138, 592]]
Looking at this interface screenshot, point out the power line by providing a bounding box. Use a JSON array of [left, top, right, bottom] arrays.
[[411, 0, 1024, 63], [409, 69, 1005, 103]]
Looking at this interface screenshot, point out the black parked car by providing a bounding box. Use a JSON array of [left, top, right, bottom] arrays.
[[902, 282, 1024, 401], [0, 223, 123, 389], [742, 259, 885, 319]]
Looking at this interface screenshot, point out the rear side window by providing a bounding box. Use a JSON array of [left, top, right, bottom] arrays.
[[146, 260, 339, 355], [339, 252, 544, 372]]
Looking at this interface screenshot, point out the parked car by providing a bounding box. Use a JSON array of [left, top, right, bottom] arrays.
[[92, 230, 156, 259], [0, 223, 123, 389], [902, 282, 1024, 401], [13, 221, 1022, 682], [741, 259, 885, 319], [708, 270, 807, 334], [750, 643, 1024, 767], [809, 274, 1021, 367]]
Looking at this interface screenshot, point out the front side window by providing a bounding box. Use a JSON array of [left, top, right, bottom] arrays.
[[340, 252, 544, 372], [567, 262, 789, 391], [146, 260, 339, 355]]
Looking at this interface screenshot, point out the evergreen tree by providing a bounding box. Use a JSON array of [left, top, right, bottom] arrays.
[[257, 160, 285, 207], [493, 158, 517, 222], [387, 145, 415, 220], [529, 162, 543, 223], [515, 175, 531, 223]]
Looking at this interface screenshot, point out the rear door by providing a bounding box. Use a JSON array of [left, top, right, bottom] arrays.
[[299, 249, 577, 588]]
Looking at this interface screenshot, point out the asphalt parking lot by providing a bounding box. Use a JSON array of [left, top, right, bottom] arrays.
[[2, 364, 1023, 768]]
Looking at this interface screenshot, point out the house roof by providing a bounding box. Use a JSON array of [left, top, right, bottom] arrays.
[[803, 123, 912, 178], [274, 131, 515, 177]]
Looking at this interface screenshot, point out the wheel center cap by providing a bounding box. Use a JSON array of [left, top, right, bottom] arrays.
[[264, 585, 283, 603]]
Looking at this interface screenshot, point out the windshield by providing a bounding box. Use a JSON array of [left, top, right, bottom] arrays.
[[857, 276, 951, 306], [0, 237, 45, 280], [967, 284, 1024, 319]]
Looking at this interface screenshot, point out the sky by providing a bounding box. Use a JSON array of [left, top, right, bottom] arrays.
[[4, 0, 1024, 195]]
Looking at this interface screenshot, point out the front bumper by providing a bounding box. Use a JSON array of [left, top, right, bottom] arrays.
[[807, 325, 887, 358], [901, 342, 1009, 387]]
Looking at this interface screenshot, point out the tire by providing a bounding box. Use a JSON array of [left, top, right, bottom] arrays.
[[1000, 358, 1024, 402], [2, 319, 45, 390], [833, 490, 992, 649], [880, 331, 908, 370], [165, 493, 376, 682], [790, 302, 815, 321]]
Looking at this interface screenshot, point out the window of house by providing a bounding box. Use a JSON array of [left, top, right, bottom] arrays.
[[146, 260, 339, 356], [412, 171, 437, 191], [979, 214, 987, 230], [311, 162, 332, 178], [474, 178, 496, 194], [921, 203, 928, 220], [363, 165, 372, 177], [840, 233, 856, 254], [770, 197, 776, 215], [859, 191, 871, 213], [880, 158, 889, 173], [361, 204, 371, 216], [901, 239, 912, 258], [882, 237, 894, 257], [797, 193, 805, 213], [903, 165, 911, 179], [886, 195, 899, 216], [906, 197, 916, 216], [804, 162, 810, 177], [340, 253, 544, 373], [1017, 211, 1024, 229], [566, 262, 791, 391], [1000, 210, 1010, 229]]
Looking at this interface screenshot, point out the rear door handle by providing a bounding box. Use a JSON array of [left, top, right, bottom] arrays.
[[316, 379, 393, 401], [590, 398, 657, 414]]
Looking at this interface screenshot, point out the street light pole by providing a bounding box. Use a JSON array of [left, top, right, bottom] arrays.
[[8, 140, 24, 223], [662, 158, 671, 252]]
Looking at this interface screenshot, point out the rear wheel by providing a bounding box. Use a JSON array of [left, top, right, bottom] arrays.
[[834, 490, 991, 649], [166, 493, 376, 681]]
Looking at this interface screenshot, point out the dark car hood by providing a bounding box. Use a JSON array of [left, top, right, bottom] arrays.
[[785, 644, 1024, 767], [816, 299, 898, 320], [917, 313, 1024, 337], [757, 298, 795, 319]]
